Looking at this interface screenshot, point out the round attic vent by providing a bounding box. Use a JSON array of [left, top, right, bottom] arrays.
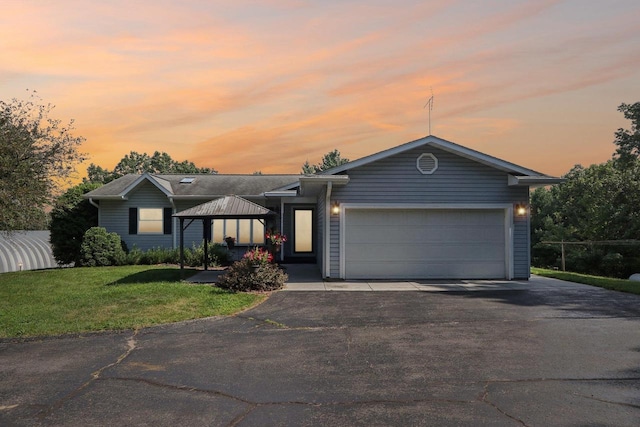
[[417, 153, 438, 174]]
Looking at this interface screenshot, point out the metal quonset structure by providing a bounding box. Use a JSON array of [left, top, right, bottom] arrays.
[[0, 231, 58, 273]]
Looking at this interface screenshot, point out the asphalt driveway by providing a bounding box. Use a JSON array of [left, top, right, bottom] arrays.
[[2, 276, 640, 426]]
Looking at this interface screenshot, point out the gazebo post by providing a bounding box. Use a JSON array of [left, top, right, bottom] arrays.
[[203, 218, 211, 271], [179, 218, 185, 271]]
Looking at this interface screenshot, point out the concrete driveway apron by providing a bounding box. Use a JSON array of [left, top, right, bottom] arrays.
[[1, 276, 640, 426]]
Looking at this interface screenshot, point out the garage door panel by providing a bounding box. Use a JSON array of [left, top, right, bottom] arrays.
[[345, 209, 506, 279], [345, 225, 420, 244], [346, 242, 504, 262]]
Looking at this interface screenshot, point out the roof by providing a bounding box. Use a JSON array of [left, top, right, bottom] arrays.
[[173, 195, 276, 219], [84, 173, 301, 200], [318, 135, 555, 178], [84, 135, 562, 201]]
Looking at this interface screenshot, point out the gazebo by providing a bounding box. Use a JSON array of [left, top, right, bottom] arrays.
[[173, 195, 277, 270]]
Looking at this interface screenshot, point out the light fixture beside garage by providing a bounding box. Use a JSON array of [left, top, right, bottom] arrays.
[[331, 201, 340, 215], [515, 203, 528, 217]]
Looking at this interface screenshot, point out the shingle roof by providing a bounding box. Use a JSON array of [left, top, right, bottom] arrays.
[[173, 195, 276, 218], [84, 173, 301, 199]]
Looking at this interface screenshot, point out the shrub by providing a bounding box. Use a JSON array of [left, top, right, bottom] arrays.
[[217, 257, 288, 292], [49, 182, 100, 265], [80, 227, 127, 267], [121, 243, 230, 267]]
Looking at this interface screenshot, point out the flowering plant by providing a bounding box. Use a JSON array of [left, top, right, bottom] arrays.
[[224, 236, 236, 249], [243, 247, 273, 264], [265, 230, 287, 245]]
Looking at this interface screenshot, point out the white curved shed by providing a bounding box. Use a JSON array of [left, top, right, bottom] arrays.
[[0, 231, 58, 273]]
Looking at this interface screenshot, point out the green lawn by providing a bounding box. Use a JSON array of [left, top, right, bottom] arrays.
[[531, 267, 640, 295], [0, 266, 265, 338]]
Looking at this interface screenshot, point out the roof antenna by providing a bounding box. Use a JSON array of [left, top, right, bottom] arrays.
[[424, 88, 434, 135]]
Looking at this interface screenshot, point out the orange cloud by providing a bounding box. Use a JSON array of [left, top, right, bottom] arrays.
[[2, 0, 639, 181]]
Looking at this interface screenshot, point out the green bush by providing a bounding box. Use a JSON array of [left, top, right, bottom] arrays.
[[217, 258, 288, 292], [80, 227, 127, 267], [122, 243, 231, 267]]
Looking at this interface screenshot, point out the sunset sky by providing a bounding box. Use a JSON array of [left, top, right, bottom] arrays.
[[2, 0, 639, 178]]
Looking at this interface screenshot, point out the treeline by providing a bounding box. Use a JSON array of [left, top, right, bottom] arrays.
[[531, 102, 640, 278]]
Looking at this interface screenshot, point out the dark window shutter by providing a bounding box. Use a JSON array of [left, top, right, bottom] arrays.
[[129, 208, 138, 235], [163, 208, 173, 235]]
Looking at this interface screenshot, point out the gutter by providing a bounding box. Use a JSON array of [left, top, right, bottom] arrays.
[[324, 181, 332, 278], [88, 198, 100, 209]]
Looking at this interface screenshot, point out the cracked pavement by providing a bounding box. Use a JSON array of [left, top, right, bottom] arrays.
[[2, 276, 640, 426]]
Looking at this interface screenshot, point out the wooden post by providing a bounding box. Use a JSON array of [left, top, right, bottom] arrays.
[[179, 218, 184, 271], [561, 240, 566, 271], [203, 219, 211, 271]]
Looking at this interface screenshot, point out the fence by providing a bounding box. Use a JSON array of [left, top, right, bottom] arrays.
[[540, 240, 640, 272]]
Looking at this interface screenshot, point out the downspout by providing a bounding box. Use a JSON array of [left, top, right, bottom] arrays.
[[169, 197, 177, 249], [88, 198, 99, 209], [324, 181, 332, 278]]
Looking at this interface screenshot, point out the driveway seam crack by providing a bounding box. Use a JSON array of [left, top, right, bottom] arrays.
[[481, 382, 529, 426], [35, 329, 140, 420]]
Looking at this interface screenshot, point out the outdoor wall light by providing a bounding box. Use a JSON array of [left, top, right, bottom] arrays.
[[515, 203, 528, 217], [331, 201, 340, 215]]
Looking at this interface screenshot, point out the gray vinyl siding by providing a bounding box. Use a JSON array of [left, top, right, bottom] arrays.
[[99, 182, 181, 251], [330, 214, 340, 277], [328, 146, 530, 278], [173, 200, 209, 249], [100, 197, 215, 252], [513, 209, 530, 279]]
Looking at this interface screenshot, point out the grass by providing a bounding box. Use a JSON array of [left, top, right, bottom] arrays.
[[0, 265, 265, 338], [531, 267, 640, 295]]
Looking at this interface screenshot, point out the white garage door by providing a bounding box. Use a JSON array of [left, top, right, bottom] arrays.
[[344, 209, 506, 279]]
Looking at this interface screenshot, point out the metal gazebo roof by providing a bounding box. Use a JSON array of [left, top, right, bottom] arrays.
[[173, 195, 276, 219], [173, 195, 277, 271]]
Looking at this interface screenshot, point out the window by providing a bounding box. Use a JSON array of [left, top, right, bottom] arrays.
[[138, 208, 164, 234], [212, 219, 265, 245], [294, 209, 313, 253], [128, 208, 172, 235]]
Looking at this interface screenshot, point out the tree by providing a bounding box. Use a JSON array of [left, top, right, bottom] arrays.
[[49, 182, 100, 265], [0, 92, 85, 231], [613, 102, 640, 166], [531, 160, 640, 276], [301, 149, 349, 174], [86, 150, 217, 184]]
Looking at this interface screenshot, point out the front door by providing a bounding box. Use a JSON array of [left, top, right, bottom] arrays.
[[285, 205, 316, 262]]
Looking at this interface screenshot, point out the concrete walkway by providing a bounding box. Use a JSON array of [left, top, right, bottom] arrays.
[[188, 264, 535, 291]]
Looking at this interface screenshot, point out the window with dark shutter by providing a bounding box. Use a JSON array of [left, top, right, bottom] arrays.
[[129, 208, 138, 234], [163, 208, 172, 235]]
